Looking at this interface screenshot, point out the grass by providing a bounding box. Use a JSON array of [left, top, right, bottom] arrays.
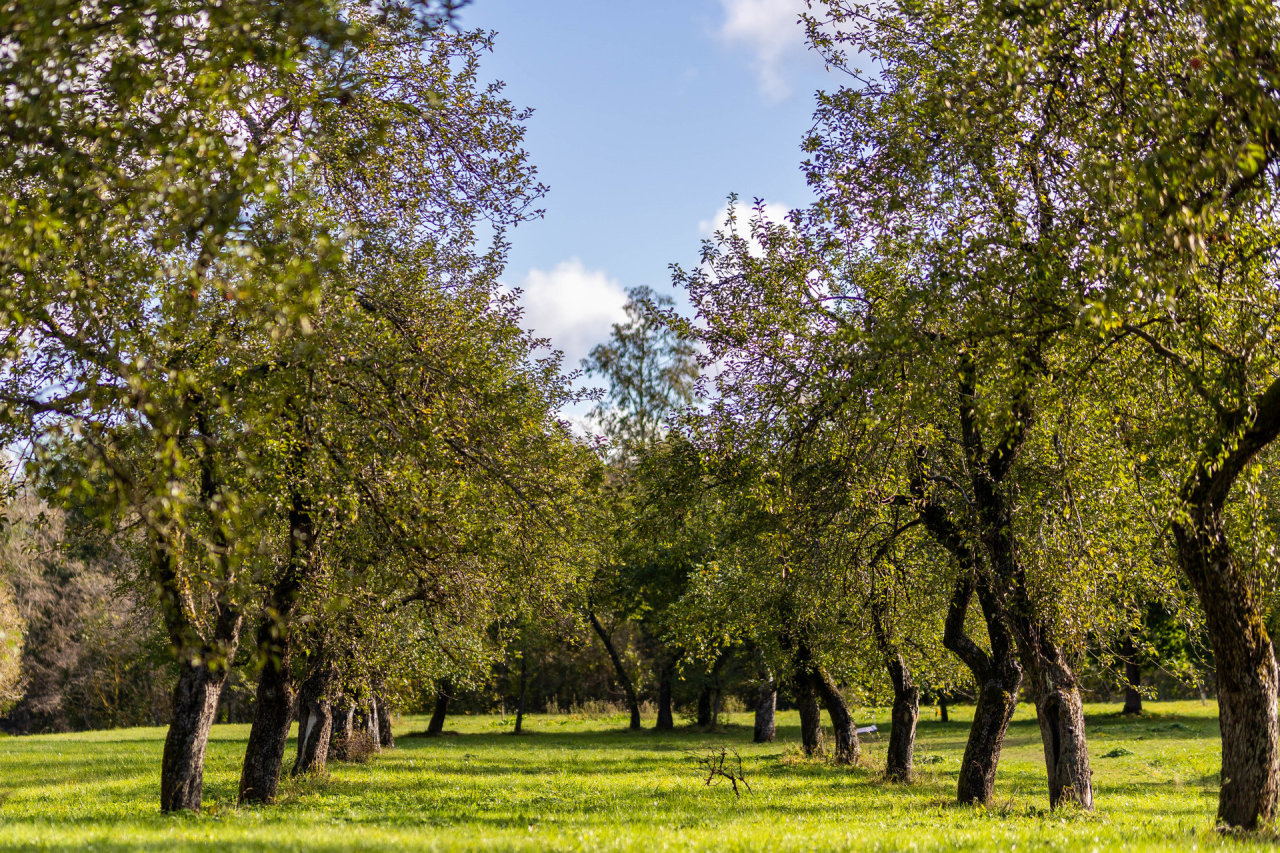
[[0, 700, 1259, 851]]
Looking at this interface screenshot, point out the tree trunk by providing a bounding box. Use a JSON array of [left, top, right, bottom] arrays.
[[1121, 636, 1142, 715], [237, 656, 297, 804], [696, 685, 713, 728], [939, 694, 949, 723], [1176, 508, 1280, 829], [237, 481, 313, 804], [939, 570, 1023, 806], [374, 696, 394, 748], [364, 700, 381, 752], [160, 661, 229, 813], [514, 651, 528, 735], [794, 667, 823, 756], [587, 610, 641, 730], [885, 655, 920, 782], [811, 666, 859, 764], [293, 667, 333, 775], [655, 657, 675, 731], [1014, 620, 1094, 810], [869, 580, 918, 781], [329, 699, 355, 761], [753, 680, 777, 743], [427, 679, 451, 735]]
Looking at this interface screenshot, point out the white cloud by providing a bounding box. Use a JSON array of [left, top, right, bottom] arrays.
[[717, 0, 811, 101], [516, 258, 629, 369], [699, 199, 792, 256]]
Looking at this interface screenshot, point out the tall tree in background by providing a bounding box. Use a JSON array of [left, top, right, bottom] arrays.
[[582, 286, 698, 729]]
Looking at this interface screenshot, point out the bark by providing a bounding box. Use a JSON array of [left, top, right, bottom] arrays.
[[655, 657, 675, 731], [794, 667, 824, 756], [1121, 637, 1142, 715], [329, 699, 355, 761], [374, 696, 394, 749], [811, 665, 859, 764], [237, 477, 314, 804], [237, 659, 297, 804], [868, 570, 919, 782], [152, 499, 243, 814], [1021, 637, 1093, 810], [884, 655, 920, 782], [514, 651, 528, 735], [427, 679, 451, 735], [587, 610, 641, 730], [939, 695, 949, 723], [293, 667, 333, 775], [160, 661, 229, 813], [753, 680, 777, 743], [363, 700, 381, 752], [914, 490, 1023, 806], [1176, 504, 1280, 828], [949, 357, 1093, 811]]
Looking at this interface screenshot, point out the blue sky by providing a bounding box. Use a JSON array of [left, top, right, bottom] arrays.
[[456, 1, 836, 381]]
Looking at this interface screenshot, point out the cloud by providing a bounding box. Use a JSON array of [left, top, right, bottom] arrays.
[[717, 0, 811, 101], [698, 199, 792, 256], [516, 258, 629, 369]]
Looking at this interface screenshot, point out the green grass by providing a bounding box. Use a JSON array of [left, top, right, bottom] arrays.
[[0, 700, 1260, 851]]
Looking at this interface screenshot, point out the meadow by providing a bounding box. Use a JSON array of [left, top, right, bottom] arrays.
[[0, 700, 1250, 851]]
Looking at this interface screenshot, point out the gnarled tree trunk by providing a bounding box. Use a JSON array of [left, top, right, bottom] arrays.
[[884, 654, 920, 782], [1176, 505, 1280, 829], [329, 699, 355, 761], [374, 696, 394, 748], [161, 661, 230, 813], [427, 679, 451, 735], [794, 667, 824, 756], [1023, 637, 1093, 810], [811, 665, 859, 764], [294, 666, 333, 775], [237, 468, 315, 804], [753, 679, 777, 743]]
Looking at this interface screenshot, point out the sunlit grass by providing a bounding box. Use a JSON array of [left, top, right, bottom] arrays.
[[0, 701, 1242, 850]]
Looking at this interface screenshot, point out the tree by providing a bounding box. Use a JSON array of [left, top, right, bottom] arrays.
[[581, 286, 699, 730]]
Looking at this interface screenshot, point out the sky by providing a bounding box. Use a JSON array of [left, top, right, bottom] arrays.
[[454, 1, 838, 386]]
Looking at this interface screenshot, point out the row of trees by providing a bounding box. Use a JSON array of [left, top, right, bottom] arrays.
[[2, 0, 1278, 837], [577, 0, 1280, 833], [0, 0, 604, 813]]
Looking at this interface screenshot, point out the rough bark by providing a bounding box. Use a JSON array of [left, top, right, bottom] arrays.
[[915, 490, 1023, 806], [753, 680, 777, 744], [811, 665, 859, 764], [427, 679, 451, 735], [794, 667, 824, 756], [514, 651, 528, 735], [152, 503, 243, 813], [374, 696, 394, 748], [237, 474, 314, 804], [868, 565, 920, 782], [293, 667, 333, 775], [587, 610, 641, 730], [160, 661, 229, 813], [884, 655, 920, 782], [329, 699, 355, 761], [1022, 638, 1093, 810], [951, 356, 1093, 811], [237, 660, 297, 804], [1176, 503, 1280, 828]]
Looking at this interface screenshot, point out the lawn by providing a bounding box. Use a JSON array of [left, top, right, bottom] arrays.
[[0, 701, 1251, 851]]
